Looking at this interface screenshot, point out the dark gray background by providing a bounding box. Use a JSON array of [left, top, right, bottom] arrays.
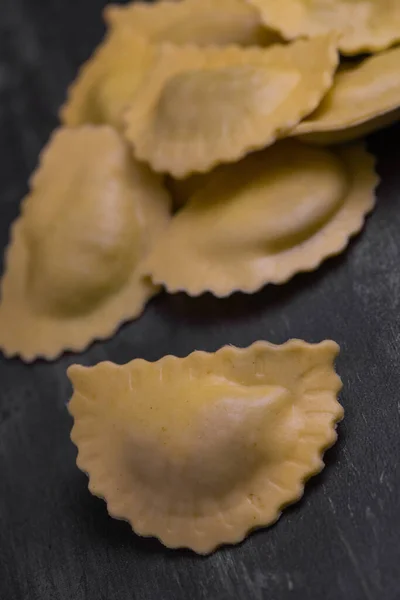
[[1, 1, 400, 599]]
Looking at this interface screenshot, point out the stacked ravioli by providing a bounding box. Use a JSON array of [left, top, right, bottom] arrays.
[[1, 0, 398, 554]]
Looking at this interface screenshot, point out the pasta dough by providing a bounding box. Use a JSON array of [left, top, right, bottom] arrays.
[[104, 0, 277, 47], [60, 30, 158, 129], [68, 340, 343, 554], [293, 46, 400, 144], [0, 126, 171, 361], [124, 36, 338, 177], [249, 0, 400, 55], [144, 141, 378, 296]]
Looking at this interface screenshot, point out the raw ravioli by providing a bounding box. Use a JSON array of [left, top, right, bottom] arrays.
[[60, 30, 157, 129], [249, 0, 400, 55], [293, 46, 400, 144], [0, 126, 171, 361], [144, 141, 378, 296], [68, 340, 343, 554], [104, 0, 277, 47], [124, 36, 338, 177]]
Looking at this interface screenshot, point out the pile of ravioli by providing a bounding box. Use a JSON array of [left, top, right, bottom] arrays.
[[1, 0, 399, 553]]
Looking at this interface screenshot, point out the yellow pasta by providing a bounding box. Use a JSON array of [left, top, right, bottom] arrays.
[[0, 126, 171, 361], [124, 36, 338, 177], [144, 141, 377, 296], [69, 340, 343, 554]]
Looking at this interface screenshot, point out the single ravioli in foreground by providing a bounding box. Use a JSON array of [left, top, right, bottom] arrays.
[[144, 140, 378, 297], [249, 0, 400, 55], [123, 35, 338, 177], [293, 45, 400, 144], [60, 29, 158, 129], [68, 340, 343, 554], [104, 0, 278, 47], [0, 126, 171, 361]]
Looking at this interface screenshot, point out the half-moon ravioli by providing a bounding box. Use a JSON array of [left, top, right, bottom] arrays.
[[60, 29, 158, 129], [0, 126, 171, 361], [143, 140, 378, 296], [123, 35, 338, 177], [104, 0, 278, 47], [293, 46, 400, 144], [68, 339, 343, 554], [249, 0, 400, 55]]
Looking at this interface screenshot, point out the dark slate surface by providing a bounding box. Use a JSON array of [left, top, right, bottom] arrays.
[[0, 1, 400, 599]]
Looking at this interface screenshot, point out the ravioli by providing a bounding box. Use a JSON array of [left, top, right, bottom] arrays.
[[249, 0, 400, 55], [104, 0, 278, 47], [68, 339, 343, 554], [0, 126, 171, 361], [166, 165, 230, 211], [293, 46, 400, 144], [123, 35, 338, 177], [144, 141, 378, 296], [60, 29, 157, 129]]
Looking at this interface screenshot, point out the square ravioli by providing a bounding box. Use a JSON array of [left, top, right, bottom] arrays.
[[249, 0, 400, 55], [68, 340, 343, 554], [123, 35, 338, 177], [143, 140, 378, 296], [0, 126, 171, 361]]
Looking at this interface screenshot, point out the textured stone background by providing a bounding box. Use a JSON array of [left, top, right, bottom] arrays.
[[0, 1, 400, 599]]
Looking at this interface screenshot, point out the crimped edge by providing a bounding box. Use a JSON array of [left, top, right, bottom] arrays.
[[59, 33, 110, 126], [123, 35, 339, 178], [0, 125, 170, 362], [103, 0, 273, 47], [336, 31, 400, 57], [59, 29, 154, 128], [294, 107, 400, 137], [248, 0, 400, 56], [145, 142, 378, 297], [68, 339, 343, 554], [294, 45, 400, 136], [293, 109, 400, 145], [103, 0, 180, 28]]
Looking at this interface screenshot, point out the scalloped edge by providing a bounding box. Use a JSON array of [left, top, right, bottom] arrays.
[[339, 31, 400, 57], [293, 109, 400, 145], [0, 125, 171, 363], [145, 142, 378, 297], [248, 0, 400, 56], [123, 35, 338, 178], [104, 0, 274, 47], [0, 276, 158, 363], [293, 46, 400, 140], [59, 30, 157, 129], [68, 339, 343, 554]]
